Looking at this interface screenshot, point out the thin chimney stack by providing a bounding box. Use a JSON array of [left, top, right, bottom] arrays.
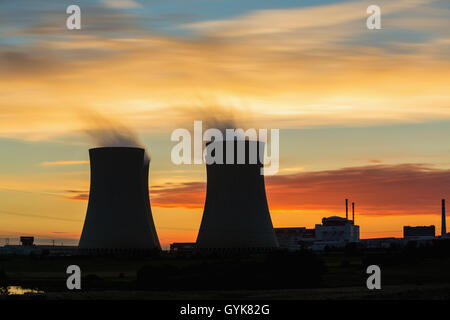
[[345, 199, 348, 220], [352, 202, 355, 224], [442, 199, 447, 237]]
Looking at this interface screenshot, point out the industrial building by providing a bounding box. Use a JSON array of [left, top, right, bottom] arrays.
[[403, 226, 435, 240], [315, 216, 360, 242], [401, 199, 447, 242], [170, 242, 196, 253], [360, 237, 403, 249], [310, 214, 360, 251], [79, 147, 160, 254], [20, 236, 34, 246], [196, 140, 279, 252], [315, 200, 359, 243], [400, 199, 447, 240], [0, 244, 78, 256], [275, 200, 360, 251], [274, 228, 315, 250], [0, 236, 78, 256], [274, 215, 360, 251]]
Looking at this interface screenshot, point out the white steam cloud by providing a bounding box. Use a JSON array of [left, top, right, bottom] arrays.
[[81, 109, 150, 162]]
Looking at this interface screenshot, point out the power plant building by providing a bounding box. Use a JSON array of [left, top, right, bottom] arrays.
[[274, 228, 315, 251], [403, 226, 435, 241], [315, 216, 360, 242], [274, 201, 360, 251], [314, 200, 360, 244], [79, 147, 160, 253]]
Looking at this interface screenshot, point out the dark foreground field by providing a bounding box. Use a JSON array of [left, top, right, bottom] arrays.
[[17, 283, 450, 300], [1, 241, 450, 300]]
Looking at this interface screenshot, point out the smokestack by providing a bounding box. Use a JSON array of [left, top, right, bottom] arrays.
[[345, 199, 348, 220], [442, 199, 447, 236], [79, 147, 160, 252], [196, 140, 278, 251], [352, 202, 355, 223]]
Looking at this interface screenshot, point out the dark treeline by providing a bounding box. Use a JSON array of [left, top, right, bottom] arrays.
[[361, 239, 450, 266], [1, 239, 450, 293], [135, 250, 326, 290]]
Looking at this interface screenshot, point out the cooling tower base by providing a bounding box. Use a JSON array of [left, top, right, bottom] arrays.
[[195, 246, 278, 256], [77, 247, 160, 257]]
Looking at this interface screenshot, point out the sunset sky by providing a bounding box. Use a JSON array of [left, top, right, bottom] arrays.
[[1, 0, 449, 248]]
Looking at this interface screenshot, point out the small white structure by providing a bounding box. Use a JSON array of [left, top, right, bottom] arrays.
[[315, 216, 360, 243]]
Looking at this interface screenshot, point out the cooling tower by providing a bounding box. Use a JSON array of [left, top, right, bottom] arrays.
[[196, 140, 279, 251], [79, 147, 160, 252]]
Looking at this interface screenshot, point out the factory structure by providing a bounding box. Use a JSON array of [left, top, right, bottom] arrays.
[[2, 192, 449, 255], [273, 198, 449, 251], [1, 142, 450, 256], [0, 237, 77, 256], [274, 199, 360, 251]]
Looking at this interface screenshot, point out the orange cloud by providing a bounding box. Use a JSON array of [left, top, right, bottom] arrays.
[[151, 182, 206, 209], [265, 163, 449, 216], [107, 163, 450, 217], [63, 190, 89, 201], [63, 182, 206, 208]]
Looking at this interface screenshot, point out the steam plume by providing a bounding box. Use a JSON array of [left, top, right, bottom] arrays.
[[81, 109, 150, 162]]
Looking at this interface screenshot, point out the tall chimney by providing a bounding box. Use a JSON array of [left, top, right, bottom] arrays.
[[352, 202, 355, 223], [442, 199, 447, 236], [345, 199, 348, 220]]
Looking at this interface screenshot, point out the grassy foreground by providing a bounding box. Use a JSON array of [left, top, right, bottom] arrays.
[[1, 242, 450, 299]]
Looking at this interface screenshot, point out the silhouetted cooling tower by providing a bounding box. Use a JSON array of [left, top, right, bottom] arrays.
[[196, 140, 278, 251], [79, 147, 160, 252]]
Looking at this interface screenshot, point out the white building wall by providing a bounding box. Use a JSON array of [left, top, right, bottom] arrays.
[[315, 224, 359, 242]]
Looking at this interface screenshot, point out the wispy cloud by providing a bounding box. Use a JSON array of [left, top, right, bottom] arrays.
[[185, 0, 434, 36], [0, 0, 448, 141], [102, 0, 142, 9], [39, 160, 89, 167], [151, 182, 206, 209], [0, 209, 79, 222]]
